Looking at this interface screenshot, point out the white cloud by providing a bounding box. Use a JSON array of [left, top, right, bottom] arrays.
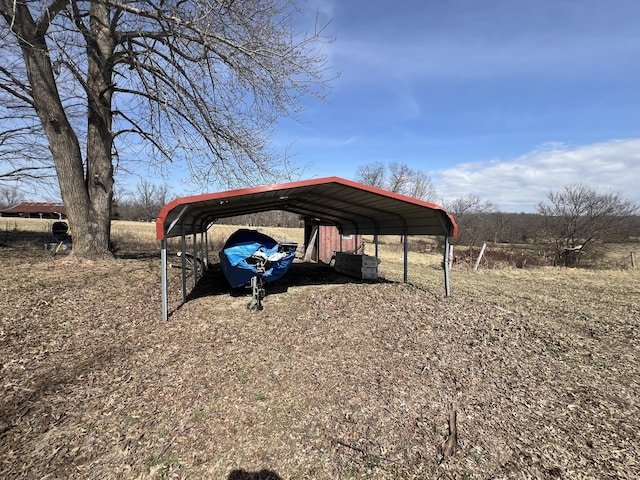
[[432, 139, 640, 212]]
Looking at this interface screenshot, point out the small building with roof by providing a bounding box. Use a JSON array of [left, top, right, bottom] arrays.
[[0, 202, 66, 219]]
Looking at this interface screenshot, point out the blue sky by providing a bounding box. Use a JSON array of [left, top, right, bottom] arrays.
[[270, 0, 640, 212]]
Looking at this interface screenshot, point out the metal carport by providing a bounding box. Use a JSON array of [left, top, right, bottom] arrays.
[[156, 176, 458, 320]]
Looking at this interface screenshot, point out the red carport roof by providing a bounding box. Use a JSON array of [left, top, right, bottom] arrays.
[[156, 176, 457, 240]]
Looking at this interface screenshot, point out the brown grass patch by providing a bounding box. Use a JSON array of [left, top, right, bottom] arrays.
[[1, 221, 639, 479]]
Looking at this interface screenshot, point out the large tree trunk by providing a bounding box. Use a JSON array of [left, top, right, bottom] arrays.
[[3, 0, 332, 257], [8, 1, 114, 260], [82, 1, 116, 258]]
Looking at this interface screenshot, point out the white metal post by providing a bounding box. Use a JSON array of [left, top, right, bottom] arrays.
[[180, 227, 187, 303], [444, 236, 451, 297], [474, 242, 487, 271]]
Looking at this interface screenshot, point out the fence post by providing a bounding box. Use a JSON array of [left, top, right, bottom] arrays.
[[474, 243, 487, 271]]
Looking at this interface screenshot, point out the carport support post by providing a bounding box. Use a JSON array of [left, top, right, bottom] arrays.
[[444, 236, 451, 297], [403, 231, 409, 283], [180, 228, 187, 303], [161, 238, 168, 321], [192, 233, 198, 288]]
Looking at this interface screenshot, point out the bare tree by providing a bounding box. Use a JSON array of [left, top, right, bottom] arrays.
[[407, 170, 437, 202], [1, 0, 330, 259], [355, 162, 386, 189], [445, 194, 495, 248], [113, 181, 170, 221], [355, 161, 437, 201], [0, 184, 25, 208], [388, 161, 412, 194], [537, 184, 638, 266], [1, 123, 58, 193], [135, 180, 169, 222]]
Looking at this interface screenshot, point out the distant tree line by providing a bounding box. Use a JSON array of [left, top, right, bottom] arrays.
[[444, 185, 640, 267], [112, 181, 171, 223], [108, 180, 303, 228], [217, 211, 304, 229], [354, 162, 640, 267], [4, 168, 639, 268]]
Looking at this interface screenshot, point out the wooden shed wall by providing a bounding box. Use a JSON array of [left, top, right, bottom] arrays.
[[318, 225, 361, 263]]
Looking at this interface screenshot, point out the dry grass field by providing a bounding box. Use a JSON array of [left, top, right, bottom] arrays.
[[1, 219, 639, 479]]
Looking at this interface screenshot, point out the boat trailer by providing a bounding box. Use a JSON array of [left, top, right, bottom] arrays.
[[245, 243, 297, 310]]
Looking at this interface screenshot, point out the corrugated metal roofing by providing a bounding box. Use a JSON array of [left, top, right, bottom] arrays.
[[0, 202, 66, 215], [156, 176, 457, 240]]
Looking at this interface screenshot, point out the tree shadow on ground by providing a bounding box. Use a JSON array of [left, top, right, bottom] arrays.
[[0, 343, 127, 441], [115, 250, 161, 260], [0, 228, 57, 247], [185, 261, 393, 303], [227, 469, 283, 480]]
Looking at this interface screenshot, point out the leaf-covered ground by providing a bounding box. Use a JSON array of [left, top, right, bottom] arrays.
[[1, 245, 639, 479]]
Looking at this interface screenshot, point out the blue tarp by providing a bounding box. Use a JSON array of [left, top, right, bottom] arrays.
[[219, 229, 296, 288]]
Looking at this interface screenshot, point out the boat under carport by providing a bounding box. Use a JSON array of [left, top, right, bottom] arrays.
[[155, 176, 458, 320]]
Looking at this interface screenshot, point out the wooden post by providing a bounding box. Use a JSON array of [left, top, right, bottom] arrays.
[[632, 251, 636, 268], [374, 234, 379, 259], [303, 225, 318, 262], [474, 242, 487, 271]]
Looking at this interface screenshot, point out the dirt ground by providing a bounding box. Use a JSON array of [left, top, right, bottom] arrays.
[[1, 244, 639, 479]]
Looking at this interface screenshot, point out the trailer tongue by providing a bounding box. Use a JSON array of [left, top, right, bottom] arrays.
[[219, 229, 297, 310]]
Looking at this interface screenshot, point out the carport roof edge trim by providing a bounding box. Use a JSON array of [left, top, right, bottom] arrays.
[[155, 176, 458, 240]]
